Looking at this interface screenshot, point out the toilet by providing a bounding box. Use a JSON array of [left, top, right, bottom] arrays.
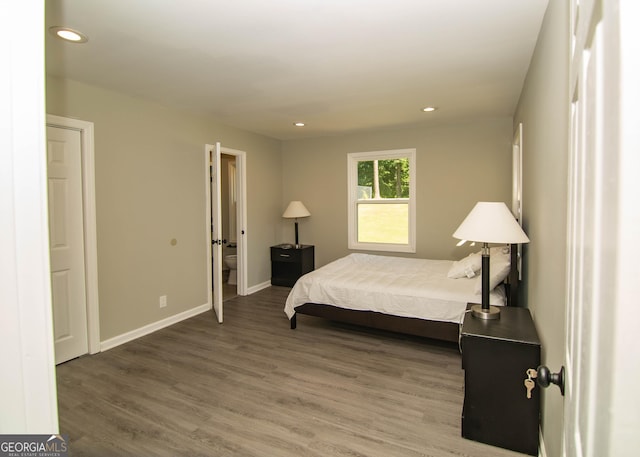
[[224, 254, 237, 285]]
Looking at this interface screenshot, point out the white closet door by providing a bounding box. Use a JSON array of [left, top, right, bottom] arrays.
[[47, 125, 88, 364]]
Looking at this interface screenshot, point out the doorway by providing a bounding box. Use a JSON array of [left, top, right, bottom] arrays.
[[205, 143, 247, 323], [46, 115, 100, 363], [221, 153, 238, 301]]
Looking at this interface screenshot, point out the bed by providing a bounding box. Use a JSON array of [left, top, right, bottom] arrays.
[[284, 244, 519, 342]]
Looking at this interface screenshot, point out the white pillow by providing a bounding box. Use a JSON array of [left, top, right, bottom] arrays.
[[490, 245, 511, 257], [474, 249, 511, 293], [447, 252, 482, 279]]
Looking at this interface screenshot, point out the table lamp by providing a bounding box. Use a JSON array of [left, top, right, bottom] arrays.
[[453, 202, 530, 319], [282, 201, 311, 248]]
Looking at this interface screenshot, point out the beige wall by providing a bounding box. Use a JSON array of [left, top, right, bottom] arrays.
[[46, 76, 282, 340], [280, 118, 513, 267], [514, 0, 568, 454], [46, 74, 514, 342]]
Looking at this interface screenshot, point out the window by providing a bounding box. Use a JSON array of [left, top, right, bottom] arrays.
[[347, 149, 416, 252]]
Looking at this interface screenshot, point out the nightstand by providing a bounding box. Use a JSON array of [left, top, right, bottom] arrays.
[[461, 305, 541, 455], [270, 245, 314, 287]]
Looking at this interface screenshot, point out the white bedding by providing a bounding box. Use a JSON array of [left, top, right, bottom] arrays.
[[284, 253, 506, 324]]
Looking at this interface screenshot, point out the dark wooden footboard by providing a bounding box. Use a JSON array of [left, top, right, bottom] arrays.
[[290, 303, 460, 343]]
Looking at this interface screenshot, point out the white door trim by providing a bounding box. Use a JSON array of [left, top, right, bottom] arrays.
[[512, 122, 523, 223], [512, 123, 524, 280], [204, 146, 213, 315], [46, 114, 100, 355]]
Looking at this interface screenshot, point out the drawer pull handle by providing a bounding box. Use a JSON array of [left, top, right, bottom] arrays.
[[279, 254, 290, 258]]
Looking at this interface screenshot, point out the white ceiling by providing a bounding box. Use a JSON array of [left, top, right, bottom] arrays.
[[45, 0, 548, 140]]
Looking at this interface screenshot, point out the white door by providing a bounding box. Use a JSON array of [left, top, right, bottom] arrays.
[[47, 126, 88, 364], [564, 1, 639, 455], [209, 143, 223, 323]]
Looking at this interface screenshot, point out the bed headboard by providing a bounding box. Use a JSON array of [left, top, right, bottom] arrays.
[[506, 243, 520, 307]]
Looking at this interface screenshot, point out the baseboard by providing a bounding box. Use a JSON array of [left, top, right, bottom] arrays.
[[100, 302, 211, 352], [539, 427, 548, 457], [247, 280, 272, 295], [100, 281, 276, 352]]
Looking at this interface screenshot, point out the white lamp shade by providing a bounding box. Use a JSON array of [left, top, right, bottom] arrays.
[[453, 202, 529, 244], [282, 201, 311, 219]]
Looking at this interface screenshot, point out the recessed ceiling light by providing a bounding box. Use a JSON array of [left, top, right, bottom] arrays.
[[293, 122, 305, 127], [421, 106, 437, 112], [49, 26, 88, 43]]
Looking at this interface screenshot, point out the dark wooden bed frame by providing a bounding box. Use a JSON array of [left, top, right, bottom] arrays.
[[289, 244, 520, 343]]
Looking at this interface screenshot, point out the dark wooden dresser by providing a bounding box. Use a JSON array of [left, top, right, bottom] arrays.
[[270, 244, 314, 287], [461, 305, 541, 455]]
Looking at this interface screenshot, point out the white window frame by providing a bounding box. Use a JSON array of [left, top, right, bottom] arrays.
[[347, 148, 416, 253]]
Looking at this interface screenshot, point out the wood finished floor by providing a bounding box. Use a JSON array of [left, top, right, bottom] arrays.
[[57, 286, 527, 457]]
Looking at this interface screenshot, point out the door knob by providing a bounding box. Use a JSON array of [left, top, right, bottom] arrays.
[[536, 365, 565, 396]]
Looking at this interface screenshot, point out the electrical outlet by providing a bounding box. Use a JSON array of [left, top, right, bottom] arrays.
[[159, 295, 167, 308]]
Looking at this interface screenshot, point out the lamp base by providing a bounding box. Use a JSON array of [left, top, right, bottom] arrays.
[[470, 303, 501, 320]]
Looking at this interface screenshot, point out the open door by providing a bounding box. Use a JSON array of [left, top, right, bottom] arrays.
[[208, 143, 223, 323], [563, 1, 639, 455]]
